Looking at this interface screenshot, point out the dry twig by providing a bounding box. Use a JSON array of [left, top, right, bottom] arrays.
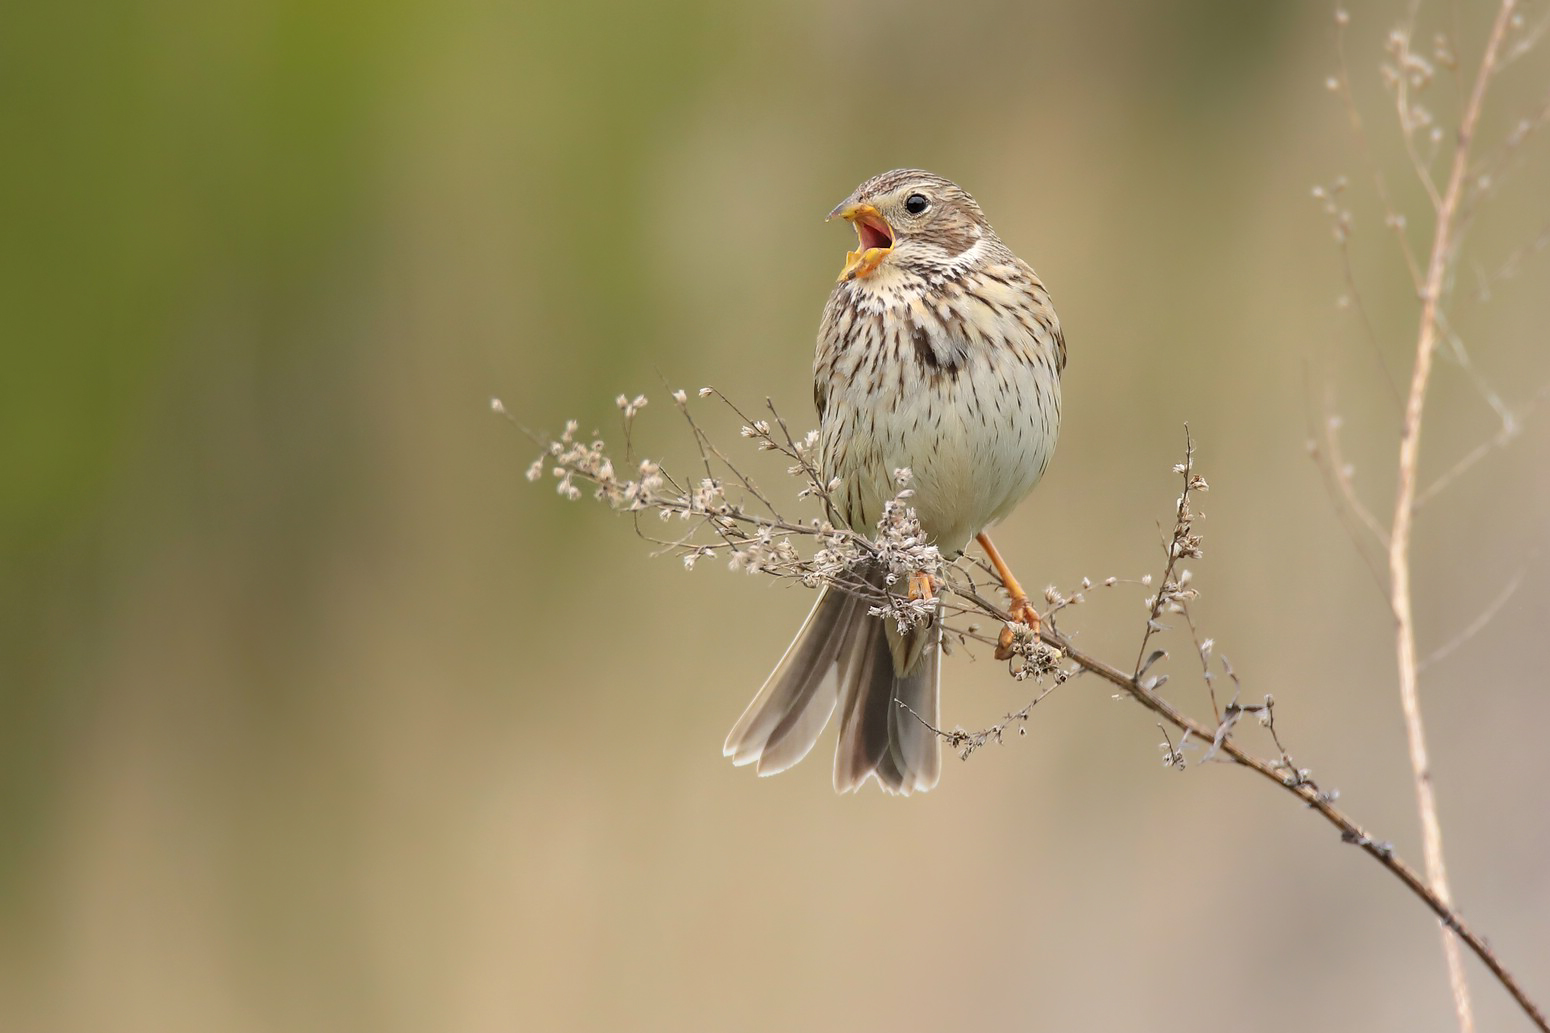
[[509, 390, 1547, 1032], [1386, 6, 1520, 1029]]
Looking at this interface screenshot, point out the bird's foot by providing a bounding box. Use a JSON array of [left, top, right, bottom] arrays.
[[907, 570, 936, 603], [994, 598, 1041, 660], [976, 531, 1043, 660]]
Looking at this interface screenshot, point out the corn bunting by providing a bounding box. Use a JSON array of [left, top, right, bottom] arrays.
[[724, 169, 1065, 794]]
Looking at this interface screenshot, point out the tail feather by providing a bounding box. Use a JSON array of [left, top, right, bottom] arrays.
[[833, 612, 889, 789], [725, 562, 941, 795], [885, 635, 941, 791], [723, 583, 863, 775], [833, 605, 940, 795]]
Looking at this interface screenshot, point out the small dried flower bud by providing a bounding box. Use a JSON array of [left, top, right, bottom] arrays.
[[490, 397, 506, 414]]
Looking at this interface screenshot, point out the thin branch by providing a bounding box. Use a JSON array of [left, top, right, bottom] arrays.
[[1390, 23, 1447, 213], [1415, 381, 1549, 507], [1388, 4, 1519, 1030], [1419, 559, 1535, 669], [947, 440, 1548, 1031], [1181, 604, 1221, 723], [1502, 4, 1550, 68], [1300, 377, 1390, 599], [1434, 309, 1515, 428], [1463, 89, 1550, 224], [1473, 218, 1550, 299], [1026, 610, 1549, 1032], [1311, 173, 1403, 404], [1332, 14, 1428, 290], [1318, 398, 1391, 548], [514, 393, 1548, 1030], [1133, 427, 1202, 676]]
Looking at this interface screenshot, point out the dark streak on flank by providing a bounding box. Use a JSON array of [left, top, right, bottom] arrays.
[[909, 317, 968, 382]]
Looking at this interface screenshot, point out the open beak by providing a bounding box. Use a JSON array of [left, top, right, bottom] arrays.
[[827, 201, 894, 282]]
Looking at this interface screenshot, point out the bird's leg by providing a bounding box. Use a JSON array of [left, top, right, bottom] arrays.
[[907, 570, 936, 603], [976, 532, 1040, 660]]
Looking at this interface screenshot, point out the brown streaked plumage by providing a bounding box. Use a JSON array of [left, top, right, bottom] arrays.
[[724, 169, 1065, 794]]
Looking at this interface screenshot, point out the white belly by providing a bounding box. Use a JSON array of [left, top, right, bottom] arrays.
[[817, 280, 1061, 557]]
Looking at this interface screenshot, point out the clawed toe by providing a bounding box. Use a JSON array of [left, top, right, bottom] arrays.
[[977, 531, 1043, 660], [994, 599, 1041, 661]]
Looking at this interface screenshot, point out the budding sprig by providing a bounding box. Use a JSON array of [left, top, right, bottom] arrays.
[[506, 387, 1508, 999], [510, 393, 1316, 784], [508, 390, 975, 638]]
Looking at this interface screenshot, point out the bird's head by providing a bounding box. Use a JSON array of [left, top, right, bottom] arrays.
[[827, 169, 993, 283]]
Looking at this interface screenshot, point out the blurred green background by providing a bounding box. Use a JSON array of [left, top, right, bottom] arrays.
[[4, 1, 1548, 1030]]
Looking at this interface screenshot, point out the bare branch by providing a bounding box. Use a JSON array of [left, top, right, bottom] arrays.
[[1386, 4, 1520, 1029], [1332, 13, 1428, 289], [1415, 381, 1550, 507], [512, 390, 1548, 1031], [1420, 559, 1535, 670], [1474, 218, 1550, 298]]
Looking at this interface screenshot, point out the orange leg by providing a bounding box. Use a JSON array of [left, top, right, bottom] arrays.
[[907, 570, 936, 602], [977, 532, 1040, 659]]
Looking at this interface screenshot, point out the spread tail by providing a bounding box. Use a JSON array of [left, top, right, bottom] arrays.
[[723, 563, 941, 795]]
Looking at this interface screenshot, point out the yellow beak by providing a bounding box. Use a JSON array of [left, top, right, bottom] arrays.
[[828, 201, 894, 282]]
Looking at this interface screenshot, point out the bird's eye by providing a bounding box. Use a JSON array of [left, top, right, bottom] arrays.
[[904, 193, 929, 215]]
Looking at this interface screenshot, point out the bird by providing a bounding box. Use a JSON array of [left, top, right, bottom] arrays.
[[723, 169, 1066, 794]]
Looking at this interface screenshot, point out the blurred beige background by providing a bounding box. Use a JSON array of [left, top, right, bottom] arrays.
[[3, 1, 1548, 1030]]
